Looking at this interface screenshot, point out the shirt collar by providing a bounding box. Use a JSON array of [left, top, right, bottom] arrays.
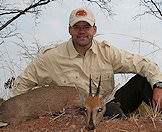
[[90, 39, 98, 55], [67, 38, 98, 59], [67, 38, 79, 58]]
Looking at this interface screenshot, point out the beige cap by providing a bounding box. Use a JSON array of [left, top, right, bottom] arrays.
[[69, 8, 95, 27]]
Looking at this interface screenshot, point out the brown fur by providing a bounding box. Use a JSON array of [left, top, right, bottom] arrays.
[[0, 85, 83, 125]]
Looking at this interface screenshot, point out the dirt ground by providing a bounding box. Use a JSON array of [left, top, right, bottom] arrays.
[[0, 107, 162, 132]]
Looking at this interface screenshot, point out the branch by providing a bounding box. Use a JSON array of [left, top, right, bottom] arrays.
[[0, 0, 52, 31], [139, 0, 162, 20], [150, 0, 162, 17], [0, 9, 39, 16], [0, 40, 4, 45], [85, 0, 115, 16], [133, 10, 162, 20]]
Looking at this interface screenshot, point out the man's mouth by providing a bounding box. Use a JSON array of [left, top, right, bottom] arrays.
[[77, 36, 87, 40]]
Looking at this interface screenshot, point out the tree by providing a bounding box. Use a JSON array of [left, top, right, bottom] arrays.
[[0, 0, 57, 46], [0, 0, 161, 99], [0, 0, 115, 98], [0, 0, 114, 31], [0, 0, 114, 44], [134, 0, 162, 20], [0, 0, 55, 31], [0, 0, 115, 61]]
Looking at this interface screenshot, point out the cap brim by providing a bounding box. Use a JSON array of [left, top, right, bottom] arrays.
[[70, 18, 94, 27]]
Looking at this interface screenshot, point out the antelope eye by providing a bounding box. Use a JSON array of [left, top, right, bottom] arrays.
[[83, 107, 87, 112], [97, 108, 103, 113], [80, 107, 87, 112]]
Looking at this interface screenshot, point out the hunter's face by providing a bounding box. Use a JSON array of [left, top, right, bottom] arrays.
[[69, 21, 96, 47]]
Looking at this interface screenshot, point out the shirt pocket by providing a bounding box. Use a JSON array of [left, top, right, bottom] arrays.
[[93, 70, 112, 82], [92, 70, 113, 88], [58, 69, 80, 85]]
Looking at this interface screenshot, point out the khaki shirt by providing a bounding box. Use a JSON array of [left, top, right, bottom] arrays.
[[12, 38, 162, 97]]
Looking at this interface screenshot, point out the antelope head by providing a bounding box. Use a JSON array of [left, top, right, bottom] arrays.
[[84, 75, 107, 130]]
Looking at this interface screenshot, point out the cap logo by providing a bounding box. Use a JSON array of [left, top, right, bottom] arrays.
[[75, 10, 87, 17]]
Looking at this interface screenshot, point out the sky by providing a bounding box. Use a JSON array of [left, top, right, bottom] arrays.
[[0, 0, 162, 99]]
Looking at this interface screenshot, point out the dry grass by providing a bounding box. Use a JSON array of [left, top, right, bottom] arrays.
[[0, 105, 162, 132]]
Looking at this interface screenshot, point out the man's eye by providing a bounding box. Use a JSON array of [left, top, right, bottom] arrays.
[[72, 26, 79, 29], [72, 26, 91, 30], [85, 26, 91, 29], [97, 108, 103, 113]]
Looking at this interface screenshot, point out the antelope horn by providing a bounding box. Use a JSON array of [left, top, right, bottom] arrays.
[[89, 74, 93, 96], [95, 75, 101, 96]]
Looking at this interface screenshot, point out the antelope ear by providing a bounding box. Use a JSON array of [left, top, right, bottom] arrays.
[[95, 75, 101, 96], [78, 89, 88, 107], [89, 74, 93, 96], [101, 92, 115, 105]]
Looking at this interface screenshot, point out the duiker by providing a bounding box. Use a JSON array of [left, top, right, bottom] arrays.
[[84, 76, 124, 130], [0, 77, 124, 130], [0, 85, 82, 125]]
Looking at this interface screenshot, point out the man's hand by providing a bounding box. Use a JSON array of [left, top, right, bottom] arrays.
[[152, 88, 162, 111]]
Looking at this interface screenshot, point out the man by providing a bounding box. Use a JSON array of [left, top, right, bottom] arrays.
[[12, 8, 162, 114]]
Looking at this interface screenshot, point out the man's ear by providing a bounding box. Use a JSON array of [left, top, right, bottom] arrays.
[[93, 26, 97, 35], [69, 26, 72, 35]]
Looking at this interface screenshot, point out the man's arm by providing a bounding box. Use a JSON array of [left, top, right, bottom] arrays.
[[103, 41, 162, 110], [108, 44, 162, 87], [11, 55, 50, 97], [152, 82, 162, 110]]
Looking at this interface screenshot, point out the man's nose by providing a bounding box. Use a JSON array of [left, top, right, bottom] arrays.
[[78, 27, 85, 32]]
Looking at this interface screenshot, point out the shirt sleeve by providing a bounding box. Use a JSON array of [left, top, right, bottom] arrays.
[[11, 55, 50, 97], [104, 41, 162, 87]]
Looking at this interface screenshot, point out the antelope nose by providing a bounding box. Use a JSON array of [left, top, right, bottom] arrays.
[[87, 123, 96, 130]]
